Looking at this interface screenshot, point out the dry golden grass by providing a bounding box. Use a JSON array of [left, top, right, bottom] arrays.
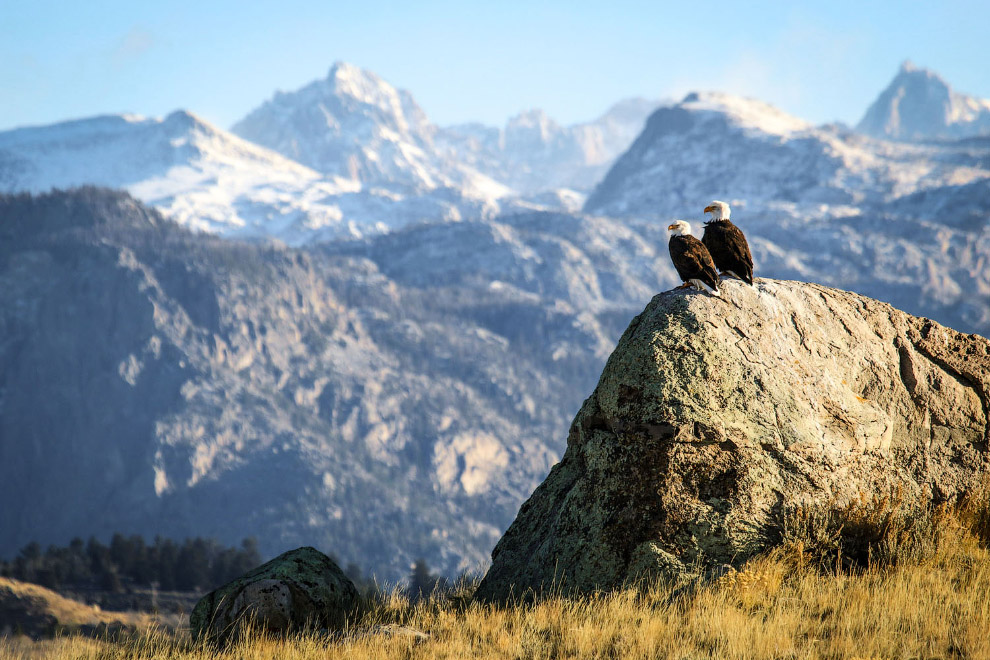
[[3, 491, 989, 660]]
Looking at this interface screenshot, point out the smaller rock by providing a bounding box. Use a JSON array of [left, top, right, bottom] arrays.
[[190, 546, 358, 645]]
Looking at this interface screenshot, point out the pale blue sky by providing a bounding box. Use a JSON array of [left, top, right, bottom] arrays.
[[2, 0, 988, 132]]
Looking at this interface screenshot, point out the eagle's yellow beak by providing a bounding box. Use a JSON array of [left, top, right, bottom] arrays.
[[667, 223, 677, 230], [703, 205, 714, 213]]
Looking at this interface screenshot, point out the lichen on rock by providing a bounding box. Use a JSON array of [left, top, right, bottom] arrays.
[[190, 546, 358, 645]]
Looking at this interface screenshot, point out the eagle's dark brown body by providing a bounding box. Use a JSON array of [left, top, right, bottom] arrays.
[[668, 234, 720, 294], [702, 219, 754, 285]]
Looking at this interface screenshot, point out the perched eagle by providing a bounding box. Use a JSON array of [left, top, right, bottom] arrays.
[[667, 220, 721, 296], [701, 200, 754, 285]]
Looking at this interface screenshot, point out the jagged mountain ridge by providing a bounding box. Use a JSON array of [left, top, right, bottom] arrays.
[[3, 60, 988, 251], [0, 63, 655, 243], [857, 61, 990, 141], [586, 90, 990, 215]]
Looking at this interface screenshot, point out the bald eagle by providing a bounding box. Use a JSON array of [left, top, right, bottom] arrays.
[[701, 201, 754, 285], [667, 220, 720, 296]]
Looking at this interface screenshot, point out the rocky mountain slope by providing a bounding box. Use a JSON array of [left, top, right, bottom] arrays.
[[0, 188, 678, 578], [857, 61, 990, 141], [476, 280, 990, 601]]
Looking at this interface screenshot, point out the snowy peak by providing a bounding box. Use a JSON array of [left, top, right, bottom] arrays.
[[322, 61, 432, 137], [583, 90, 830, 216], [856, 61, 990, 141], [231, 61, 458, 192], [583, 88, 990, 218]]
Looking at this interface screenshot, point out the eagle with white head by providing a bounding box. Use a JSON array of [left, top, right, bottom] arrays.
[[667, 220, 720, 296], [701, 200, 754, 285]]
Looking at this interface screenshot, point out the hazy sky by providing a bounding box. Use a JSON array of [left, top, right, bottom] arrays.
[[3, 0, 988, 132]]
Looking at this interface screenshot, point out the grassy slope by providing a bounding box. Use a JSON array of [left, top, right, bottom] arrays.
[[0, 578, 158, 631], [2, 526, 987, 660]]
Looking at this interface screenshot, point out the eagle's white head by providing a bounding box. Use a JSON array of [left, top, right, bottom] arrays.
[[667, 220, 692, 236], [704, 200, 731, 221]]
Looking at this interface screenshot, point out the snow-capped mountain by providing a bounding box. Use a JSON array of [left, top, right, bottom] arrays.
[[231, 61, 511, 201], [230, 61, 657, 198], [586, 90, 990, 217], [4, 62, 643, 245], [857, 61, 990, 141], [0, 109, 505, 244], [438, 98, 661, 193]]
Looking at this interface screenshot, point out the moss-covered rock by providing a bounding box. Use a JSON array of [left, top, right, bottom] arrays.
[[190, 546, 358, 645], [474, 280, 990, 602]]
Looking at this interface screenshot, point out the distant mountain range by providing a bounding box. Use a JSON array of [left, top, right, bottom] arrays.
[[0, 61, 988, 578], [2, 60, 987, 247], [0, 63, 662, 244]]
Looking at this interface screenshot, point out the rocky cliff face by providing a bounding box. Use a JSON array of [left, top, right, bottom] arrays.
[[475, 279, 990, 601]]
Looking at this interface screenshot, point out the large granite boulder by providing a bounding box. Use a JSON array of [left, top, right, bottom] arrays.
[[475, 279, 990, 602], [190, 546, 358, 644]]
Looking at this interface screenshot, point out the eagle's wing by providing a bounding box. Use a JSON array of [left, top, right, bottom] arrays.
[[670, 236, 720, 290]]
